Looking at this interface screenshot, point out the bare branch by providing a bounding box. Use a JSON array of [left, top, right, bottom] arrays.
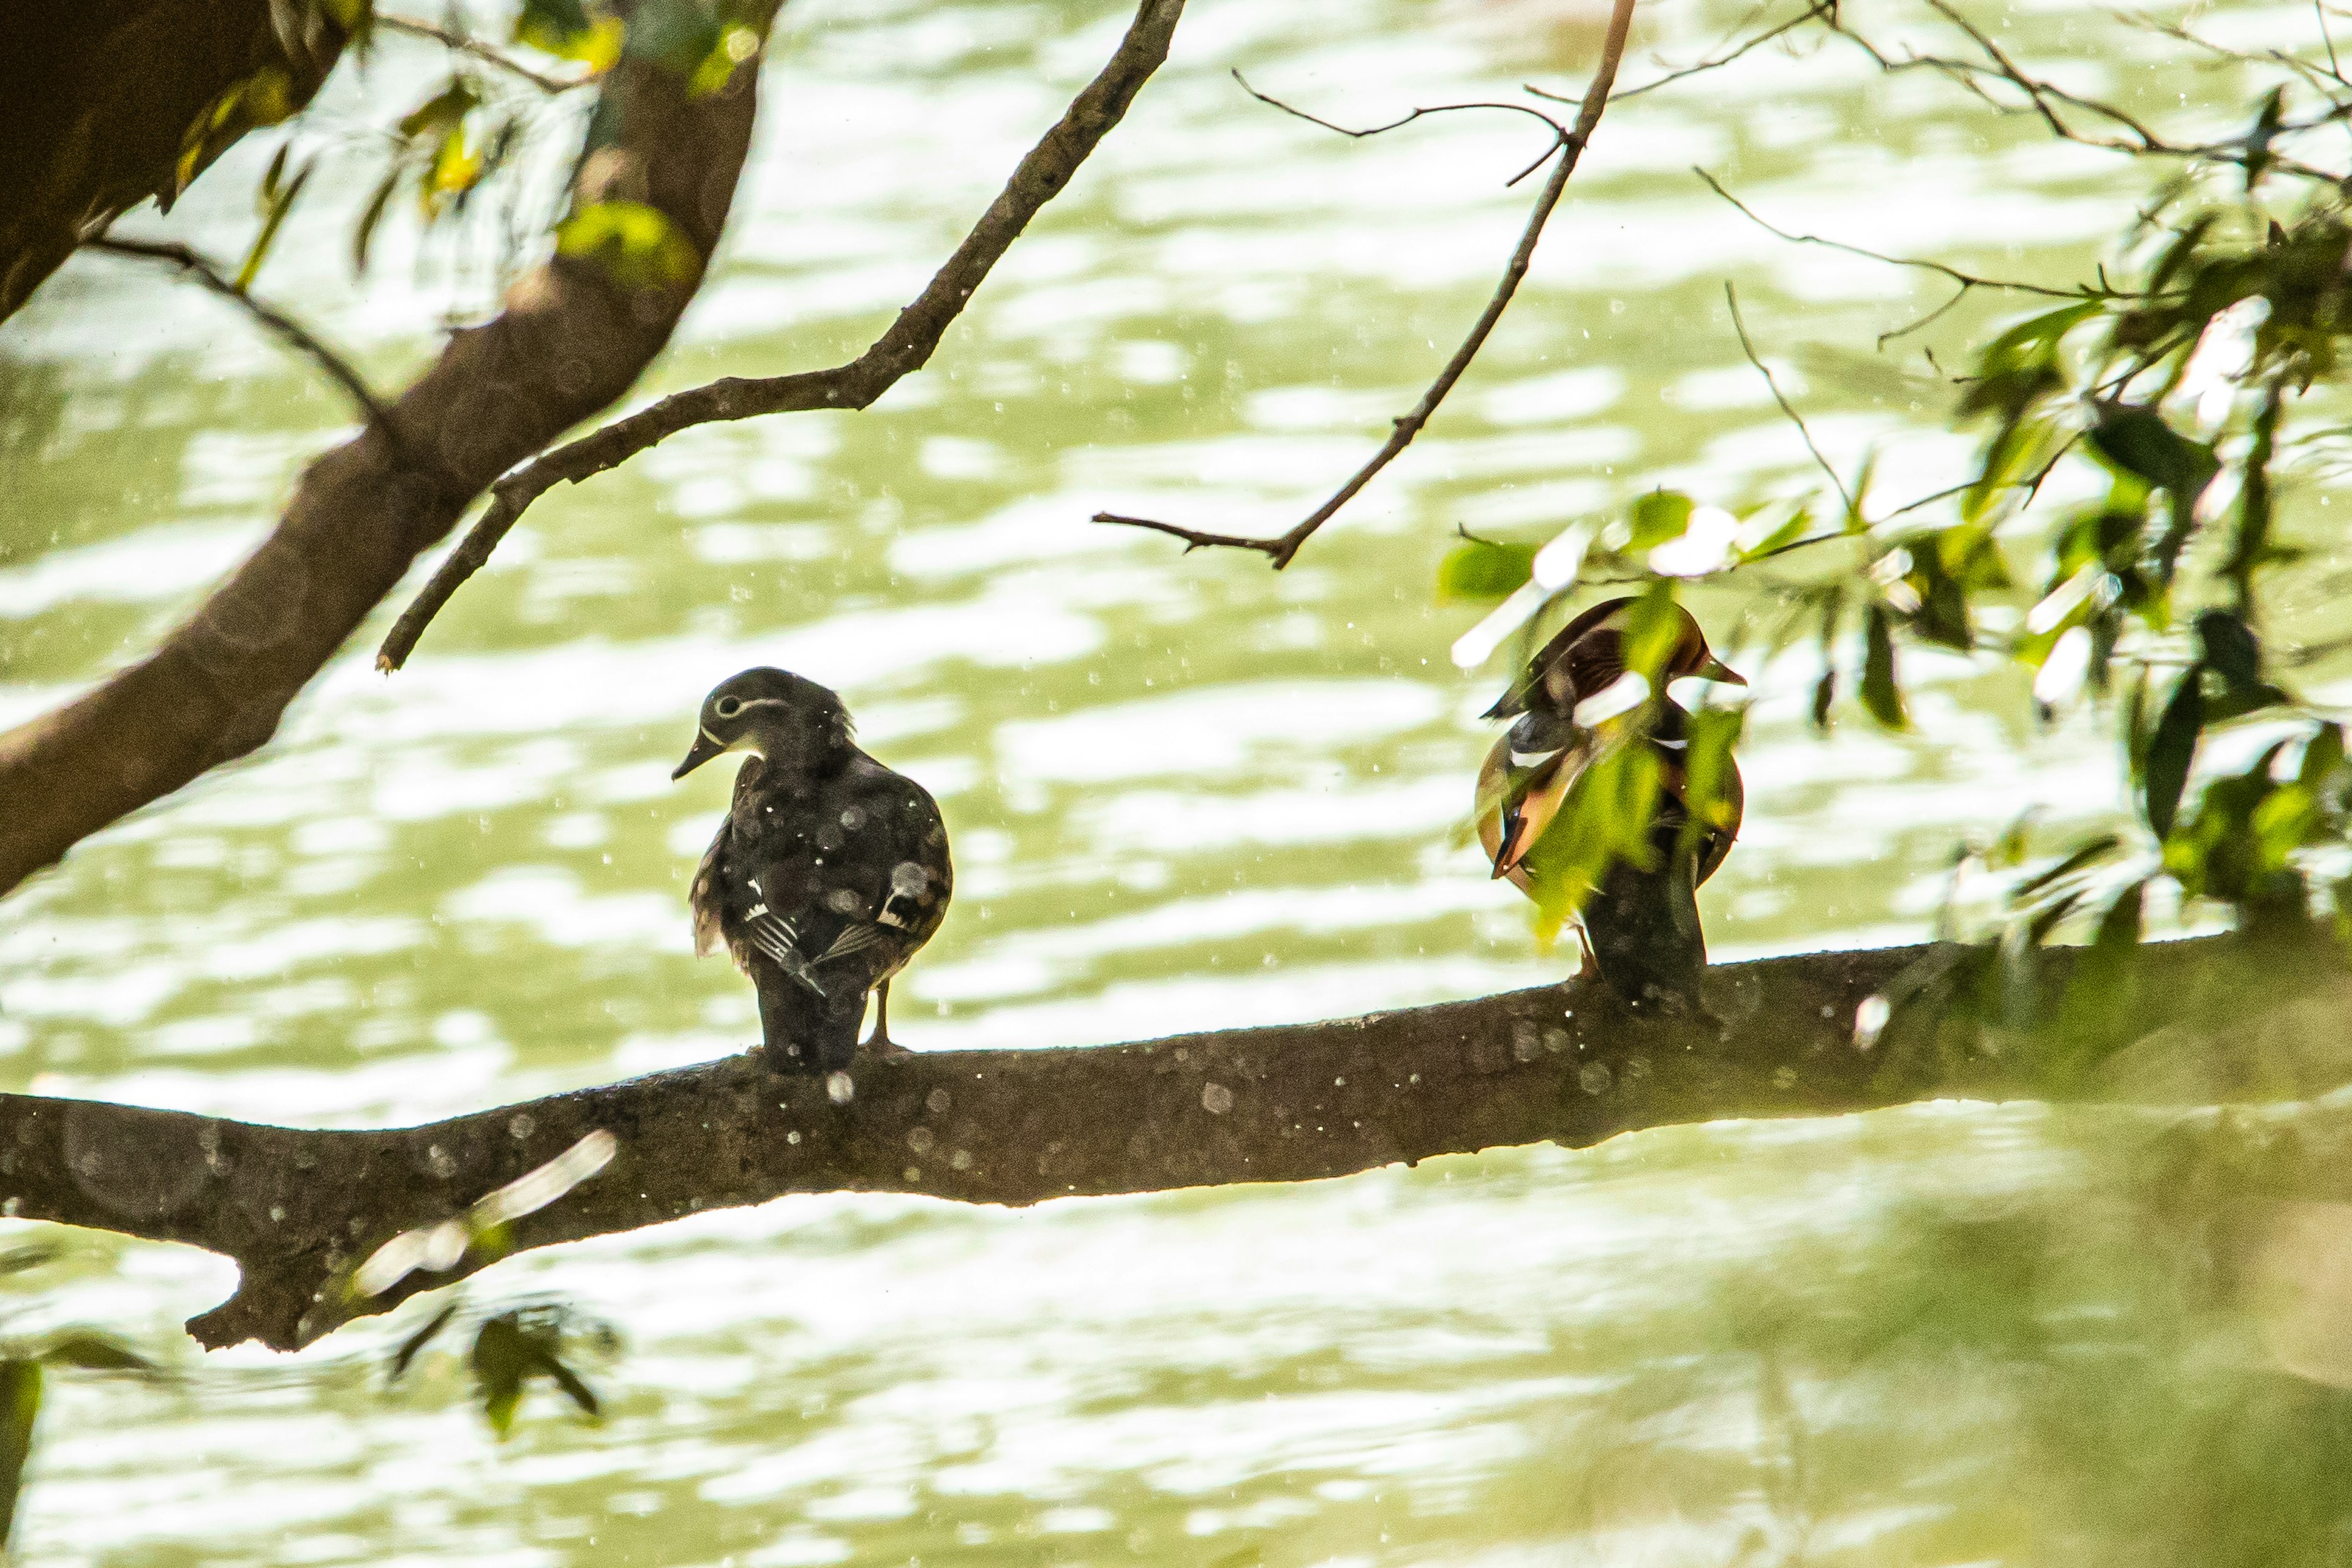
[[82, 236, 406, 450], [377, 13, 591, 93], [1829, 0, 2350, 181], [1596, 0, 1838, 102], [1725, 281, 1855, 514], [9, 932, 2340, 1354], [1234, 70, 1565, 159], [0, 947, 1927, 1350], [1694, 168, 2091, 301], [0, 10, 780, 897], [1095, 0, 1639, 570], [375, 0, 1189, 672]]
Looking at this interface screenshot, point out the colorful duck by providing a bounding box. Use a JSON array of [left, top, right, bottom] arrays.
[[1477, 597, 1746, 1015]]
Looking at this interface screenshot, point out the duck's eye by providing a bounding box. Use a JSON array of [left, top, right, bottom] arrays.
[[714, 695, 745, 720]]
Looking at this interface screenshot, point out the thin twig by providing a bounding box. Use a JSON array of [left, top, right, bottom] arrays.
[[1830, 4, 2349, 181], [1725, 281, 1854, 514], [1697, 168, 2090, 300], [378, 13, 590, 93], [1594, 0, 1838, 102], [377, 0, 1188, 671], [1231, 72, 1569, 185], [1095, 0, 1639, 570], [1876, 281, 1976, 349], [85, 237, 405, 450]]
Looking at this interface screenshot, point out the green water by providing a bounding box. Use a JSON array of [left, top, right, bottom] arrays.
[[6, 0, 2352, 1559]]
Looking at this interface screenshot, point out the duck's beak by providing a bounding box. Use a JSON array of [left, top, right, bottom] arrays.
[[1692, 650, 1747, 687], [673, 728, 726, 780]]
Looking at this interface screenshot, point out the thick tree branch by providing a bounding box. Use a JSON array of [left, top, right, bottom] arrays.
[[374, 0, 1188, 673], [1092, 0, 1635, 570], [0, 8, 778, 899], [4, 933, 2337, 1354], [0, 0, 346, 323]]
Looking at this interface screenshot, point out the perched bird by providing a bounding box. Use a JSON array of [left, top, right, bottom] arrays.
[[674, 668, 952, 1084], [1476, 598, 1745, 1016]]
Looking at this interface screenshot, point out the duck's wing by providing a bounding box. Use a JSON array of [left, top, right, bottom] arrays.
[[790, 763, 953, 993], [688, 826, 728, 959], [1481, 598, 1635, 719], [1694, 756, 1743, 887], [690, 757, 769, 962]]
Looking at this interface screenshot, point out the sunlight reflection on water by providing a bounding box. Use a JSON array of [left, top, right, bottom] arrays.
[[0, 0, 2323, 1559]]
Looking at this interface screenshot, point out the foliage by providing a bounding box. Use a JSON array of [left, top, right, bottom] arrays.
[[389, 1297, 614, 1439], [1447, 43, 2352, 1041]]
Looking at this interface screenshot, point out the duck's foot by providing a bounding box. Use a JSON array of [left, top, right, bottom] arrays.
[[858, 981, 911, 1057]]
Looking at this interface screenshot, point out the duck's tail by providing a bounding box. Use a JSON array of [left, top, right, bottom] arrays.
[[758, 982, 864, 1075]]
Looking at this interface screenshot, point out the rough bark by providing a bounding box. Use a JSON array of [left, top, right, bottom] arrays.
[[0, 15, 770, 897], [0, 0, 343, 323], [4, 932, 2342, 1354]]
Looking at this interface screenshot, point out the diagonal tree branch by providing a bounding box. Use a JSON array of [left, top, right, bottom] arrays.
[[7, 932, 2342, 1355], [0, 4, 780, 899], [374, 0, 1188, 673], [1091, 0, 1635, 570]]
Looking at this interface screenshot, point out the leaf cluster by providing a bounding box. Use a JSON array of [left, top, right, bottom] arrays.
[[390, 1297, 613, 1441]]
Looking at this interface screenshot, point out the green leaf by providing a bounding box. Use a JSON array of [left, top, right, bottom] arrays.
[[2253, 782, 2318, 873], [2144, 665, 2206, 839], [1625, 491, 1694, 552], [1860, 603, 1907, 729], [1436, 540, 1537, 601], [173, 66, 300, 202], [1616, 579, 1685, 680], [1675, 706, 1746, 868], [2301, 723, 2345, 791], [389, 1301, 461, 1382], [514, 0, 622, 66], [1810, 668, 1836, 732], [1517, 735, 1665, 939], [1899, 531, 1977, 651], [398, 78, 478, 140], [554, 200, 701, 291], [2194, 609, 2263, 690], [2089, 405, 2218, 590], [1989, 809, 2038, 870], [532, 1348, 602, 1421], [2011, 834, 2124, 901], [36, 1332, 161, 1378], [688, 23, 765, 97], [2222, 382, 2284, 600], [236, 154, 313, 292], [2092, 877, 2146, 956], [1735, 501, 1812, 562], [0, 1243, 61, 1278], [2088, 406, 2219, 502], [469, 1316, 529, 1440], [352, 160, 405, 276], [0, 1362, 39, 1553]]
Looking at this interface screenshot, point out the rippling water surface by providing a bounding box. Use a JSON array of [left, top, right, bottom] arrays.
[[6, 0, 2349, 1560]]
